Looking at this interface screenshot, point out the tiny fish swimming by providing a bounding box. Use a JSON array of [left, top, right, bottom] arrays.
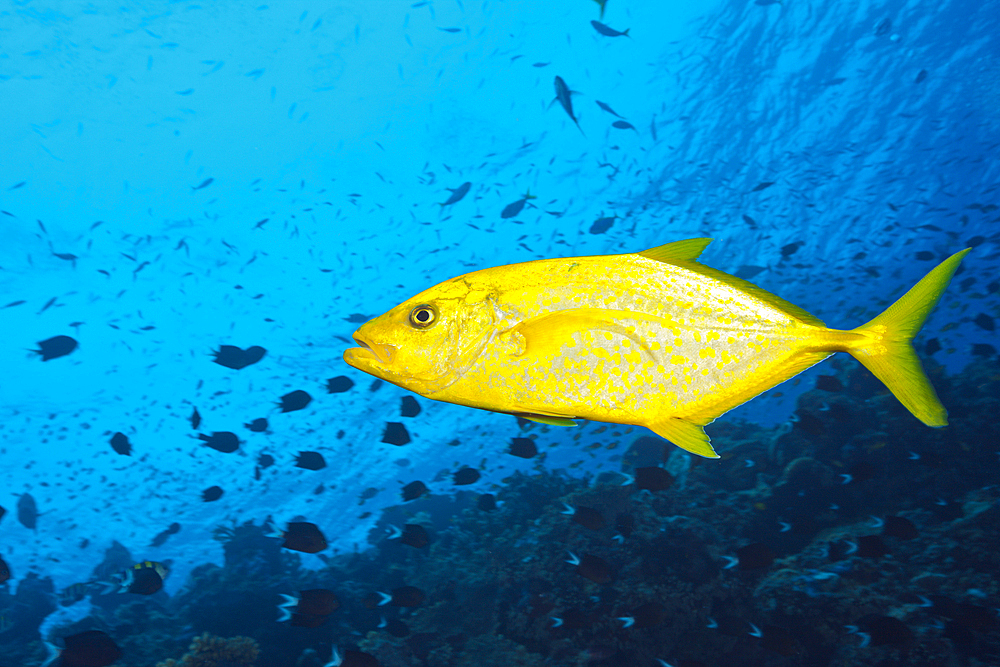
[[344, 239, 969, 458]]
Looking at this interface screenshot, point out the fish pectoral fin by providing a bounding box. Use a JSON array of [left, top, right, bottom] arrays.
[[648, 416, 719, 459], [516, 412, 578, 427], [513, 308, 660, 360]]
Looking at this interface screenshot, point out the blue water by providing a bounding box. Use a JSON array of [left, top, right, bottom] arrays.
[[1, 1, 997, 665]]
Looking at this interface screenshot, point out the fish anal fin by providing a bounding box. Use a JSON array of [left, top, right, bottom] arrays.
[[517, 413, 578, 427], [638, 238, 713, 264], [648, 416, 719, 459]]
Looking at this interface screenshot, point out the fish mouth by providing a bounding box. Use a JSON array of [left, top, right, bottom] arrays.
[[345, 336, 396, 366]]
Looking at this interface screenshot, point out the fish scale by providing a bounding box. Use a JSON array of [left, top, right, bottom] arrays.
[[345, 239, 969, 458]]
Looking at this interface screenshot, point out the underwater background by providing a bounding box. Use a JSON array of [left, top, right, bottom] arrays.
[[1, 0, 999, 665]]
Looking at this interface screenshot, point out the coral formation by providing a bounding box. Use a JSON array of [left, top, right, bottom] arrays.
[[155, 632, 260, 667]]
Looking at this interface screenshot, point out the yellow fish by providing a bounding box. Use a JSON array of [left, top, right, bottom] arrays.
[[344, 239, 970, 458]]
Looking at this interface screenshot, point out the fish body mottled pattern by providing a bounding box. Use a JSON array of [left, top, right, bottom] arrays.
[[431, 250, 831, 427]]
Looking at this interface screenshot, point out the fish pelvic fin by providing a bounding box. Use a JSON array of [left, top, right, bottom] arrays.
[[844, 248, 971, 427], [648, 417, 719, 459]]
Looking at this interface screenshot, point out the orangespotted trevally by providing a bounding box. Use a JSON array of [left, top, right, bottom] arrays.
[[344, 239, 969, 458]]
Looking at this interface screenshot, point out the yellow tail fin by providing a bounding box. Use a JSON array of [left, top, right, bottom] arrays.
[[846, 248, 971, 427]]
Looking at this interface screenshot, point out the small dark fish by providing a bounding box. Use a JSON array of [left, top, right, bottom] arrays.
[[345, 313, 370, 323], [190, 407, 201, 429], [734, 542, 775, 570], [633, 466, 674, 492], [382, 422, 411, 446], [882, 515, 919, 540], [593, 0, 608, 19], [924, 337, 941, 355], [615, 512, 634, 538], [149, 522, 181, 547], [508, 437, 538, 458], [50, 630, 122, 667], [857, 614, 913, 646], [202, 485, 224, 501], [569, 552, 614, 584], [440, 182, 471, 207], [278, 389, 312, 413], [400, 396, 421, 417], [278, 589, 340, 620], [761, 625, 801, 656], [191, 177, 214, 190], [856, 534, 889, 558], [17, 493, 37, 530], [915, 250, 935, 260], [115, 561, 168, 595], [533, 61, 550, 67], [8, 181, 26, 190], [438, 26, 461, 33], [3, 300, 27, 308], [750, 181, 775, 192], [563, 504, 605, 531], [327, 376, 355, 393], [295, 451, 326, 471], [453, 467, 480, 485], [780, 241, 804, 258], [384, 618, 410, 637], [258, 453, 275, 469], [590, 20, 630, 37], [611, 120, 636, 131], [595, 100, 624, 118], [553, 76, 584, 135], [874, 17, 892, 37], [590, 216, 615, 234], [734, 264, 766, 280], [501, 190, 537, 219], [245, 417, 269, 432], [914, 69, 928, 83], [0, 556, 10, 584], [212, 344, 266, 370], [477, 493, 498, 511], [401, 481, 428, 501], [335, 650, 380, 667], [620, 602, 666, 629], [392, 523, 430, 549], [277, 521, 327, 553], [815, 375, 843, 392], [109, 432, 132, 456], [35, 335, 78, 361], [973, 313, 995, 331], [198, 431, 240, 453], [288, 612, 328, 628], [972, 343, 997, 357], [380, 585, 425, 607]]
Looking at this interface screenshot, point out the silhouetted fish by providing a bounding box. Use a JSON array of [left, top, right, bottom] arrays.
[[109, 432, 132, 456], [401, 481, 428, 501], [34, 335, 78, 361], [295, 451, 326, 470], [382, 422, 411, 446]]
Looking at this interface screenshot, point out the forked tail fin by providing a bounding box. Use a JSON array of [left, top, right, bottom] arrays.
[[846, 248, 971, 426]]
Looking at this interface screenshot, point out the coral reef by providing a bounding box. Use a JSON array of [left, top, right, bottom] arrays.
[[155, 632, 260, 667]]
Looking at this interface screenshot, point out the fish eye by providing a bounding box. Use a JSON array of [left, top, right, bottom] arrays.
[[409, 304, 437, 328]]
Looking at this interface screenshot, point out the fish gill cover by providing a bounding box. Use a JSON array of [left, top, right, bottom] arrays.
[[1, 1, 998, 666]]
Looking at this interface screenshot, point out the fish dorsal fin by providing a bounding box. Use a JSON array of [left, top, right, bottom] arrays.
[[638, 238, 713, 264]]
